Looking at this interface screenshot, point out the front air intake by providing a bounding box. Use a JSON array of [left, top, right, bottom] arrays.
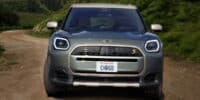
[[71, 46, 143, 57]]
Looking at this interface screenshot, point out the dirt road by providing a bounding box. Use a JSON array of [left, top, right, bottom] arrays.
[[0, 30, 199, 100]]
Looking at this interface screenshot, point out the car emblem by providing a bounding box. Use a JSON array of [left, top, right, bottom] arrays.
[[131, 49, 137, 55], [103, 40, 111, 43]]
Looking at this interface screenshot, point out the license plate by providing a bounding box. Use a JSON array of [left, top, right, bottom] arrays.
[[96, 62, 118, 72]]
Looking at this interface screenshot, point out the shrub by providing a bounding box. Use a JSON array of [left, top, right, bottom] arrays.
[[160, 31, 200, 62], [0, 10, 19, 26]]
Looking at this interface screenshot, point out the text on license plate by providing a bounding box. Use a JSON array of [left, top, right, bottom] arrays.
[[96, 62, 118, 72]]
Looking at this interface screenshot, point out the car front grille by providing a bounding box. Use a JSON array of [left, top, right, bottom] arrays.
[[71, 46, 143, 57], [70, 46, 144, 74]]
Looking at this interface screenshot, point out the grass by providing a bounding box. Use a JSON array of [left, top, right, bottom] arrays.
[[18, 12, 48, 29], [160, 31, 200, 63], [26, 30, 51, 38], [33, 2, 72, 32], [0, 12, 49, 31]]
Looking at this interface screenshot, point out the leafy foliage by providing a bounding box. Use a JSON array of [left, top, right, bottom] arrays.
[[27, 0, 49, 13], [43, 0, 68, 11], [33, 0, 73, 31], [18, 12, 48, 29], [0, 0, 72, 30], [0, 0, 69, 13], [0, 4, 19, 30], [159, 31, 200, 62], [0, 0, 46, 30]]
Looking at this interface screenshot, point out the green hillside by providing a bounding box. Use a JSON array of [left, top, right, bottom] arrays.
[[0, 0, 69, 30], [0, 0, 68, 12], [0, 0, 69, 56]]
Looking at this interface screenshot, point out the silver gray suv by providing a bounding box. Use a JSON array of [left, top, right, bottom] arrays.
[[44, 3, 163, 99]]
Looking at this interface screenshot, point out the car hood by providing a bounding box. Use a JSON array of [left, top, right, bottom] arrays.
[[52, 30, 160, 50], [71, 31, 143, 39]]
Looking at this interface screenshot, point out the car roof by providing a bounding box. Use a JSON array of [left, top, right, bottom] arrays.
[[71, 3, 137, 9]]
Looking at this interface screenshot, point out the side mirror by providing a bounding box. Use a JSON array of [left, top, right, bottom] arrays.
[[47, 21, 58, 29], [151, 24, 163, 32]]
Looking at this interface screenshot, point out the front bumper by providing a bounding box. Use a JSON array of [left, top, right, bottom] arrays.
[[51, 75, 161, 88], [47, 55, 163, 88]]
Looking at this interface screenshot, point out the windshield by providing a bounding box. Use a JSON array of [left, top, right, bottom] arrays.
[[63, 8, 145, 33]]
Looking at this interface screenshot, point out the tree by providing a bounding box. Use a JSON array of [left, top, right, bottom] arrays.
[[0, 5, 19, 26], [43, 0, 68, 11], [27, 0, 49, 13]]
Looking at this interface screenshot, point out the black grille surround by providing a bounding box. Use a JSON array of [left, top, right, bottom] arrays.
[[71, 46, 143, 57]]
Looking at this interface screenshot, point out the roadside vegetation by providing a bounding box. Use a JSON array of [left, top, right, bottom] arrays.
[[0, 0, 68, 31], [27, 31, 51, 38], [0, 0, 69, 59], [18, 12, 48, 29]]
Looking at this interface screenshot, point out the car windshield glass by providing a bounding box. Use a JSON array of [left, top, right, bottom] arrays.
[[63, 8, 145, 33]]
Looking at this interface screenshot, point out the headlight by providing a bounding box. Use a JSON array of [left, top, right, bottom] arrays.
[[145, 39, 160, 52], [53, 37, 70, 50]]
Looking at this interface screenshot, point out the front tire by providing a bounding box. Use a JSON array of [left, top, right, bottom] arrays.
[[43, 58, 66, 97], [144, 85, 163, 100]]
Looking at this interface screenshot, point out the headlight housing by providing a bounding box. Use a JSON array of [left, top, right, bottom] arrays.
[[53, 37, 70, 50], [145, 39, 160, 52]]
